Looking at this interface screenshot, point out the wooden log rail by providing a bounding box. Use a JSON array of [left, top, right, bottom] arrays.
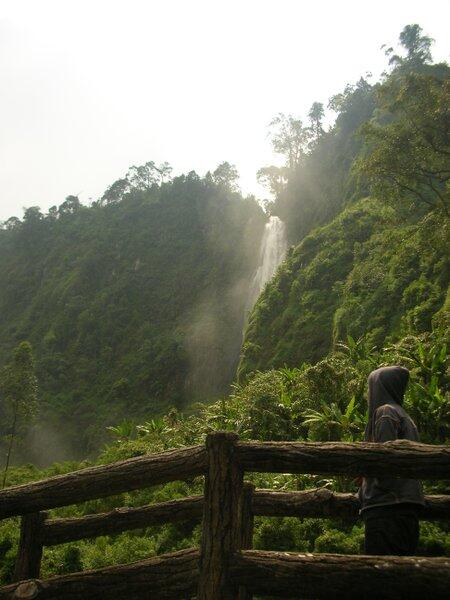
[[42, 495, 204, 546], [236, 439, 450, 478], [39, 489, 450, 546], [0, 433, 449, 599], [1, 439, 448, 521], [0, 445, 207, 520], [2, 550, 449, 600], [230, 551, 450, 599], [0, 548, 199, 600], [252, 488, 450, 521]]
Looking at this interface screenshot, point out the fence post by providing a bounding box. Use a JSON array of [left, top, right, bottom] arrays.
[[14, 512, 47, 581], [198, 431, 243, 600], [238, 482, 255, 600]]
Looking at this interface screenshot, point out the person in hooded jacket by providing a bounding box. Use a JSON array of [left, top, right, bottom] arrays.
[[358, 365, 425, 555]]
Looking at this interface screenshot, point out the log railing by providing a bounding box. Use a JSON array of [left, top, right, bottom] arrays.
[[0, 433, 449, 599], [0, 445, 207, 520]]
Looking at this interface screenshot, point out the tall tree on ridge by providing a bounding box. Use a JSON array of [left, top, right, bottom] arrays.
[[384, 24, 434, 70], [308, 101, 325, 141], [268, 113, 311, 169]]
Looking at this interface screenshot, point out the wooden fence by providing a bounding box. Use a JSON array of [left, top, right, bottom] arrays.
[[0, 432, 449, 599]]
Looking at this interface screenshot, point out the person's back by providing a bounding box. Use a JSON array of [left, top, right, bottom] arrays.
[[358, 365, 424, 555]]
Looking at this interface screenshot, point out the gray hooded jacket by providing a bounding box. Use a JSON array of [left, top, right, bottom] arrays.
[[358, 366, 425, 513]]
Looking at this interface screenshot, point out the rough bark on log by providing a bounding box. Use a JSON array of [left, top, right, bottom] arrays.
[[0, 548, 199, 600], [236, 440, 450, 479], [0, 445, 207, 519], [229, 550, 450, 599], [43, 495, 204, 546], [253, 489, 450, 520], [32, 490, 450, 548], [13, 513, 46, 582], [238, 483, 254, 600], [253, 488, 359, 519], [239, 483, 255, 549], [39, 490, 450, 548], [197, 431, 243, 600]]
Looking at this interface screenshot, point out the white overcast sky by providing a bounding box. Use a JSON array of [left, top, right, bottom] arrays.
[[1, 0, 449, 221]]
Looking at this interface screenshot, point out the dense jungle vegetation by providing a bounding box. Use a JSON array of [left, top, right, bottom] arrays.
[[0, 24, 449, 583], [0, 167, 265, 459]]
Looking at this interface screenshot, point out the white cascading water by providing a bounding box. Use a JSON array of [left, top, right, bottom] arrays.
[[246, 215, 287, 313]]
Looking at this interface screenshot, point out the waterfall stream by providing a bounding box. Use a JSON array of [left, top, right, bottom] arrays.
[[246, 215, 287, 313]]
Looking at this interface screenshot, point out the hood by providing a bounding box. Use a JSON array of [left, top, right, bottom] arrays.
[[364, 366, 410, 442]]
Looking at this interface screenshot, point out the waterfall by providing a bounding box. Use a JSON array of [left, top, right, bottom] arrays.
[[246, 215, 287, 312]]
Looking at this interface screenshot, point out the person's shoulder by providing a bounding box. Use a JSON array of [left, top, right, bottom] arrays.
[[374, 404, 401, 420]]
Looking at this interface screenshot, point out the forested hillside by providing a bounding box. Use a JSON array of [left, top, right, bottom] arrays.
[[0, 167, 265, 458], [239, 26, 449, 378]]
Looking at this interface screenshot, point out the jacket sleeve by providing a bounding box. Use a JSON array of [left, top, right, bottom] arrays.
[[374, 405, 400, 442]]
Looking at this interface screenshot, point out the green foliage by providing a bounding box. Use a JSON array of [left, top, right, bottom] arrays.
[[355, 72, 450, 215], [385, 24, 434, 70], [242, 32, 449, 380], [0, 169, 265, 459], [308, 102, 325, 141], [206, 162, 240, 191], [274, 76, 375, 241], [239, 198, 449, 379], [0, 342, 38, 487], [0, 24, 448, 583], [385, 332, 450, 442], [267, 113, 312, 169], [1, 327, 449, 585], [302, 396, 365, 442]]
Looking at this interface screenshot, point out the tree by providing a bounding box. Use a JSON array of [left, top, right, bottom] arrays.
[[355, 73, 450, 216], [0, 342, 38, 488], [256, 165, 288, 197], [156, 161, 173, 184], [328, 78, 372, 115], [308, 102, 325, 141], [127, 162, 159, 191], [127, 161, 173, 191], [58, 195, 82, 216], [101, 178, 131, 205], [47, 205, 59, 220], [22, 206, 44, 224], [1, 216, 21, 231], [385, 24, 434, 70], [209, 162, 240, 191], [268, 113, 311, 169]]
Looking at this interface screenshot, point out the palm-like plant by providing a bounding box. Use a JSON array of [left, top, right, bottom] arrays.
[[335, 335, 379, 369], [385, 335, 449, 442], [405, 377, 449, 442], [106, 420, 136, 443], [136, 417, 166, 437], [302, 396, 365, 442]]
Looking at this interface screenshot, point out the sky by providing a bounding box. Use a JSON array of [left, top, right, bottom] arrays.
[[0, 0, 449, 221]]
